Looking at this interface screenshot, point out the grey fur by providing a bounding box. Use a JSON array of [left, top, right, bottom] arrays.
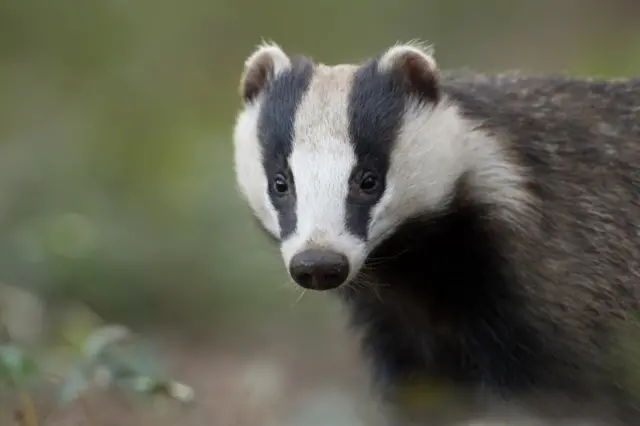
[[233, 44, 640, 425], [386, 73, 640, 424]]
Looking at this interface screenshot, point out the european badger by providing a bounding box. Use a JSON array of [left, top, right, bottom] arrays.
[[231, 41, 640, 424]]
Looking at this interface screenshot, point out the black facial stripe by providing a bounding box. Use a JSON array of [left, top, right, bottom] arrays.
[[257, 55, 314, 240], [346, 59, 407, 239]]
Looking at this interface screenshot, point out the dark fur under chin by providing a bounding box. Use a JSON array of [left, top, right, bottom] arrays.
[[335, 185, 629, 423], [339, 191, 543, 391]]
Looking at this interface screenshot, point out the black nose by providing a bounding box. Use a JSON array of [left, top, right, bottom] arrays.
[[289, 249, 350, 290]]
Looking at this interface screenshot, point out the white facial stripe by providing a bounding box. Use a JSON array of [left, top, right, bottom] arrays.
[[368, 97, 531, 246], [233, 102, 281, 237], [368, 99, 465, 244], [280, 65, 368, 280]]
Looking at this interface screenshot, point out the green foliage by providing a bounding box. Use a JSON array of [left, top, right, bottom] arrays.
[[0, 299, 194, 426], [0, 344, 38, 388]]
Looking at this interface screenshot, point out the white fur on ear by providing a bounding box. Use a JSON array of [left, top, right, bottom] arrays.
[[378, 41, 440, 103], [239, 41, 291, 103]]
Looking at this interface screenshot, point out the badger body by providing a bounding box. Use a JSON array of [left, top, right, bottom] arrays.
[[232, 42, 640, 424]]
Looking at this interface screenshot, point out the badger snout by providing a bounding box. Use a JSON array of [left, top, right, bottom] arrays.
[[288, 249, 350, 290]]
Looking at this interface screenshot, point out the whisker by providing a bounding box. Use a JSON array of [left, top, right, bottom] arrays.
[[278, 279, 295, 290], [365, 247, 412, 265], [291, 289, 307, 307], [347, 270, 388, 304]]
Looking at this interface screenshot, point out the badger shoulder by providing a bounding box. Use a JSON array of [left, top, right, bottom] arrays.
[[440, 71, 640, 250], [449, 72, 640, 287], [442, 70, 640, 380]]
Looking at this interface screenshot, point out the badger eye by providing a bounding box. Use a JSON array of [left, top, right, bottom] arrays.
[[359, 172, 379, 193], [273, 174, 289, 195]]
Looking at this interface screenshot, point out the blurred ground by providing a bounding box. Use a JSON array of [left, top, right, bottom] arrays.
[[1, 0, 640, 424], [0, 295, 385, 426]]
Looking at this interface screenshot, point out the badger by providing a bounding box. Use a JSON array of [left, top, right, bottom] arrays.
[[231, 41, 640, 424]]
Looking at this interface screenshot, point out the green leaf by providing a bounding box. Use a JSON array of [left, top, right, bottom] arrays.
[[0, 344, 38, 386], [82, 324, 131, 359], [98, 338, 163, 381], [57, 366, 90, 406], [59, 304, 103, 352], [165, 381, 195, 404], [0, 355, 14, 386], [0, 345, 24, 371], [119, 376, 195, 404]]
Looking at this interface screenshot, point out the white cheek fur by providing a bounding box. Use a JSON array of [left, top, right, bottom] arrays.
[[233, 61, 531, 288], [367, 98, 531, 247], [233, 104, 281, 238], [366, 100, 470, 246]]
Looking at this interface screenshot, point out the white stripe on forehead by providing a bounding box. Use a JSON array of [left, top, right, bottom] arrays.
[[280, 65, 366, 270], [292, 64, 357, 150], [290, 65, 355, 236]]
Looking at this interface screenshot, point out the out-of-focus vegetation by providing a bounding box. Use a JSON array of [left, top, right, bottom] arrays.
[[1, 0, 639, 424], [1, 299, 194, 426]]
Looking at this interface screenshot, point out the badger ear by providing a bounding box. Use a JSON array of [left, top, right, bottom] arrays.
[[240, 42, 291, 103], [378, 42, 439, 103]]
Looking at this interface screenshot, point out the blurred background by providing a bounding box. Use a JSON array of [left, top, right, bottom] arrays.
[[0, 0, 639, 425]]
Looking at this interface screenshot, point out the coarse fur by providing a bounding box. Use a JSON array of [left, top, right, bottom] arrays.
[[232, 41, 640, 424]]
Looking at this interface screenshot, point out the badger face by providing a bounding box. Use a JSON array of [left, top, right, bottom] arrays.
[[233, 42, 470, 291]]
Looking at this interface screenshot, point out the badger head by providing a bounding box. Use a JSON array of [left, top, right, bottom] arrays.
[[232, 41, 526, 291]]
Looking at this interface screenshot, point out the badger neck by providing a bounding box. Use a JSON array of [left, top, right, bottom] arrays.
[[338, 103, 543, 395]]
